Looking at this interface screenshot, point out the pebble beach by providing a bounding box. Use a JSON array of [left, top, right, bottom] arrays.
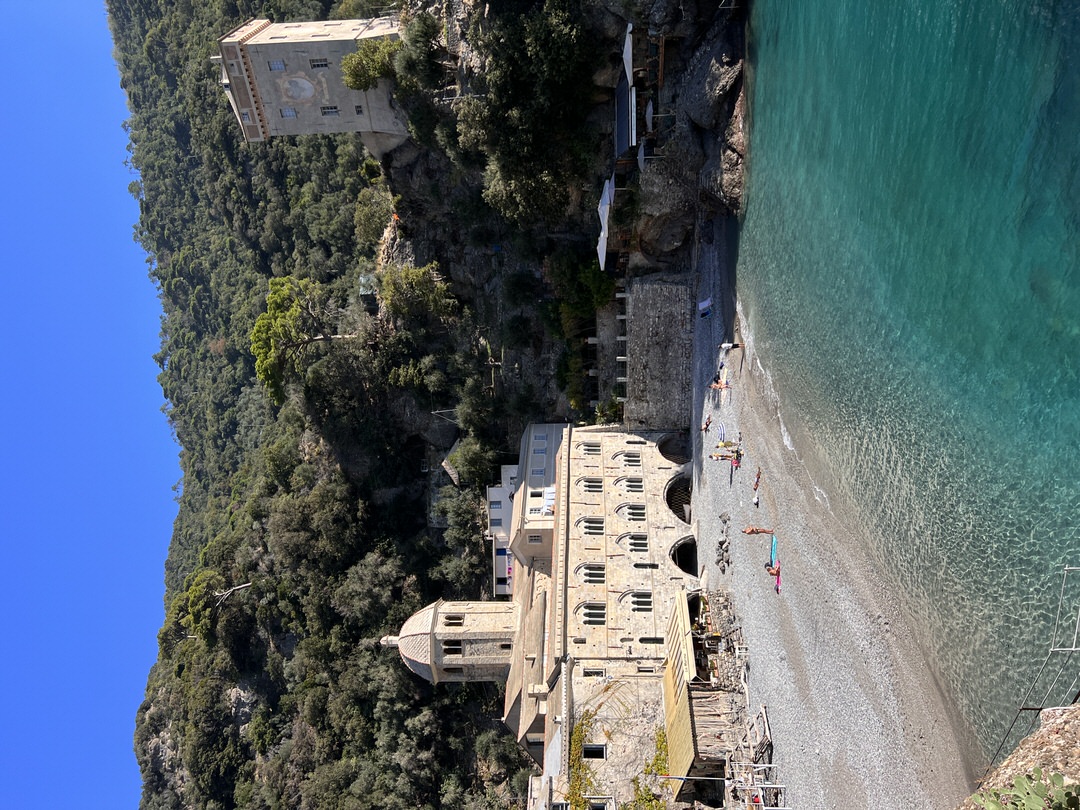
[[689, 219, 979, 809]]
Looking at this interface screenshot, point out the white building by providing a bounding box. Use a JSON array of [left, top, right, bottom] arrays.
[[383, 425, 767, 808]]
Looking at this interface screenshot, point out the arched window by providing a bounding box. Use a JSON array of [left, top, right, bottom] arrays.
[[578, 602, 606, 626], [627, 592, 653, 612], [579, 477, 603, 493], [619, 503, 646, 522], [578, 516, 605, 536], [578, 563, 606, 584], [618, 533, 648, 552]]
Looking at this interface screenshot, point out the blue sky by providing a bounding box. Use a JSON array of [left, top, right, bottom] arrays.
[[0, 4, 178, 807]]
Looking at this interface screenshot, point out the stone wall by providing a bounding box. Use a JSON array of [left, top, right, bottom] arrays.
[[624, 274, 693, 429]]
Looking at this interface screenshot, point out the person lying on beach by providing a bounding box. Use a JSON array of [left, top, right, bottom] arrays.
[[709, 380, 732, 390], [701, 415, 712, 432], [743, 526, 773, 535], [765, 562, 780, 577]]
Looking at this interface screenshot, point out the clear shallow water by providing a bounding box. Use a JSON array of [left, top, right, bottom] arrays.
[[739, 0, 1080, 759]]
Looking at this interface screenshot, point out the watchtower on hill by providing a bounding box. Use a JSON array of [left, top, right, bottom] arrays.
[[213, 17, 409, 157]]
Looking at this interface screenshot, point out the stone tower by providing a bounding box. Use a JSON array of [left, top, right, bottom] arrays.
[[381, 599, 518, 684]]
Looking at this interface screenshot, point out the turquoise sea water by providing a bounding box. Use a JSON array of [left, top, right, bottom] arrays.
[[739, 0, 1080, 759]]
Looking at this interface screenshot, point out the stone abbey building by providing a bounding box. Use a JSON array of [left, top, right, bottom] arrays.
[[383, 425, 763, 809]]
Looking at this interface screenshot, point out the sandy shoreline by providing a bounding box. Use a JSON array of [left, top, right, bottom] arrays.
[[689, 219, 978, 808]]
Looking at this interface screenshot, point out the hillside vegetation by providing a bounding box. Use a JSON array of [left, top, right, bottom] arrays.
[[105, 0, 624, 805]]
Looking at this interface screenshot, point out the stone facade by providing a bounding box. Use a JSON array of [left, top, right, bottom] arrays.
[[386, 424, 733, 809], [214, 17, 409, 157]]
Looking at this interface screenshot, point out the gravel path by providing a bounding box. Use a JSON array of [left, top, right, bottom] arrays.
[[688, 218, 978, 809]]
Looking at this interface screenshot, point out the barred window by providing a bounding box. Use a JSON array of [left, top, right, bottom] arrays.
[[627, 534, 648, 552], [309, 57, 329, 69], [623, 503, 646, 522]]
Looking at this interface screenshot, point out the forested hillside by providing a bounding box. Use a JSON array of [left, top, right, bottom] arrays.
[[105, 0, 613, 805]]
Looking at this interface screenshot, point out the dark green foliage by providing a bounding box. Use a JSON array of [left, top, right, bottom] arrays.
[[341, 36, 403, 91], [392, 13, 445, 93], [459, 0, 600, 224], [110, 0, 537, 806]]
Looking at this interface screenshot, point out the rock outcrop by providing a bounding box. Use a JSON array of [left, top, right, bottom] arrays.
[[958, 705, 1080, 809]]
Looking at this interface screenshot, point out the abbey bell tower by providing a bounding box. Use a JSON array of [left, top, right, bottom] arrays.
[[381, 600, 518, 684]]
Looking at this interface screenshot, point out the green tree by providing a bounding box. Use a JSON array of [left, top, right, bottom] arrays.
[[378, 261, 456, 326], [342, 37, 403, 91], [250, 277, 359, 404]]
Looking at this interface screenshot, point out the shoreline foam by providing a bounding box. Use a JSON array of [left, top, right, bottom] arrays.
[[690, 219, 978, 807]]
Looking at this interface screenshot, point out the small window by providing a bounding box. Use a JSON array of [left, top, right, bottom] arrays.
[[534, 447, 546, 455], [582, 744, 607, 759], [580, 564, 605, 584], [581, 477, 603, 493], [580, 603, 606, 626], [581, 517, 604, 536], [490, 518, 502, 527], [268, 59, 286, 70], [624, 477, 644, 493], [581, 442, 601, 456], [530, 490, 543, 498], [637, 665, 656, 673], [623, 504, 646, 522], [239, 111, 251, 123], [621, 452, 642, 467], [443, 614, 464, 627], [572, 636, 586, 644], [640, 636, 664, 645], [496, 576, 508, 586], [500, 642, 512, 650], [588, 801, 610, 810], [442, 640, 463, 655], [269, 36, 286, 41], [489, 501, 501, 510], [309, 57, 329, 69], [528, 507, 541, 516], [443, 666, 463, 674], [629, 592, 653, 612], [627, 534, 648, 552], [280, 107, 297, 118], [582, 668, 605, 677], [531, 467, 545, 477], [354, 104, 363, 115], [320, 105, 339, 117], [527, 534, 542, 544], [633, 562, 659, 569]]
